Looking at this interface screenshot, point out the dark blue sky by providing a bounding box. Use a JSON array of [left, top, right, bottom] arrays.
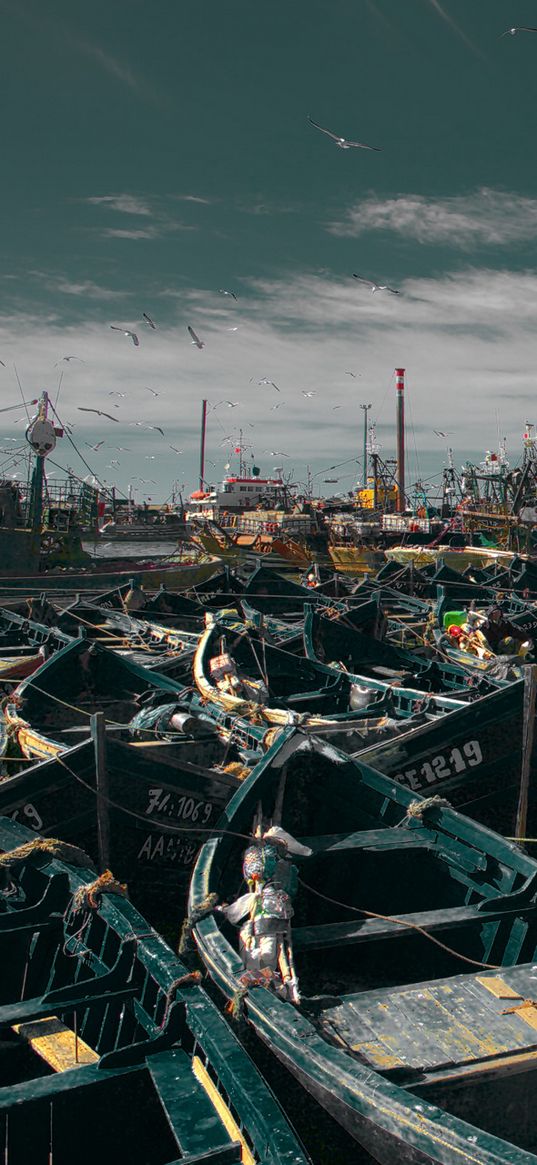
[[2, 0, 537, 501]]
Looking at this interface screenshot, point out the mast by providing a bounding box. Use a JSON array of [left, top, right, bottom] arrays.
[[395, 368, 405, 513], [360, 403, 372, 488], [199, 399, 207, 491]]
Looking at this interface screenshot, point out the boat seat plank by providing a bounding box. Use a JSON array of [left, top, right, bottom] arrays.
[[298, 826, 432, 855], [292, 902, 518, 951], [0, 985, 137, 1029], [148, 1048, 242, 1162], [325, 969, 537, 1076], [12, 1015, 99, 1072]]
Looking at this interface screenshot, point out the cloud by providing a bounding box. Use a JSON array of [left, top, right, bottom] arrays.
[[86, 195, 153, 217], [328, 189, 537, 247], [99, 228, 160, 241], [172, 195, 213, 205]]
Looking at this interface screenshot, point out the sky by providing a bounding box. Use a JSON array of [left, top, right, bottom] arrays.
[[2, 0, 537, 505]]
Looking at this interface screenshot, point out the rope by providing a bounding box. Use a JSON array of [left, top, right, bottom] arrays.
[[71, 869, 128, 912], [178, 893, 219, 956], [0, 837, 94, 869], [396, 795, 451, 823]]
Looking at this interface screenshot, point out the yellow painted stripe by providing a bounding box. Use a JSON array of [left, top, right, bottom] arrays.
[[192, 1054, 255, 1165], [477, 977, 520, 1000], [13, 1016, 98, 1072], [477, 976, 537, 1031]]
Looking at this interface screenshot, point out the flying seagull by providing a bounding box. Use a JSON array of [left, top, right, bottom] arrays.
[[308, 115, 381, 151], [131, 421, 165, 436], [142, 312, 157, 329], [251, 377, 280, 392], [500, 26, 537, 37], [78, 408, 119, 422], [344, 371, 359, 378], [169, 445, 183, 453], [188, 326, 204, 349], [54, 356, 85, 365], [85, 440, 105, 452], [263, 450, 290, 457], [218, 289, 237, 300], [144, 387, 160, 397], [301, 390, 317, 398], [108, 391, 127, 397], [353, 274, 400, 294], [433, 430, 452, 438], [110, 326, 140, 347]]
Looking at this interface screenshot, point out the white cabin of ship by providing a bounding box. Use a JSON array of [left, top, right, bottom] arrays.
[[187, 473, 292, 517]]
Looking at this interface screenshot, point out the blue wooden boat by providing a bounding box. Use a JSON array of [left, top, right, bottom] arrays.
[[0, 815, 310, 1165], [1, 638, 191, 760], [190, 731, 537, 1165]]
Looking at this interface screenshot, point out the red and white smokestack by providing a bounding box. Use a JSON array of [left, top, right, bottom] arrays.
[[395, 367, 405, 514]]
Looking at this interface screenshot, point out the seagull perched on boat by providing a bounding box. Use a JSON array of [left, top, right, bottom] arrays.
[[54, 356, 85, 365], [353, 274, 400, 294], [307, 116, 381, 151], [218, 289, 237, 300], [110, 326, 140, 347], [188, 326, 204, 349], [85, 440, 105, 452], [500, 26, 537, 37], [142, 312, 157, 329], [78, 407, 119, 422]]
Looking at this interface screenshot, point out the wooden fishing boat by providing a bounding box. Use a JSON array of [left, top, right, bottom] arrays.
[[0, 552, 223, 601], [1, 638, 190, 760], [303, 606, 501, 698], [0, 815, 310, 1165], [190, 732, 537, 1165], [0, 724, 263, 929], [54, 601, 200, 674]]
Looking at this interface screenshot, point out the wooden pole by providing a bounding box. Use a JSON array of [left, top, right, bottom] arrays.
[[91, 712, 110, 871], [516, 665, 537, 844]]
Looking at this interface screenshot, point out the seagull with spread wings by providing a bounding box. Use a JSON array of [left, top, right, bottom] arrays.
[[144, 387, 160, 397], [218, 289, 237, 300], [78, 408, 119, 422], [131, 421, 165, 437], [500, 26, 537, 36], [85, 440, 105, 452], [142, 312, 157, 329], [251, 377, 280, 393], [54, 356, 85, 366], [169, 445, 183, 453], [433, 430, 452, 438], [110, 326, 140, 347], [308, 115, 381, 151], [263, 450, 290, 457], [353, 274, 400, 294], [188, 326, 204, 349], [301, 390, 316, 398]]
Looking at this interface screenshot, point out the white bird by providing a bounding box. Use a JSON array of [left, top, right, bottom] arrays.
[[344, 371, 358, 378], [131, 421, 165, 437], [308, 115, 381, 151], [110, 326, 140, 347], [78, 408, 119, 422], [144, 387, 160, 397], [263, 450, 290, 457], [169, 445, 183, 453], [251, 377, 280, 393], [433, 430, 452, 438], [109, 391, 127, 397], [114, 446, 131, 452], [54, 356, 85, 365], [85, 440, 105, 452], [218, 289, 237, 300], [302, 391, 316, 398], [145, 455, 156, 460], [188, 326, 204, 349], [213, 400, 239, 409], [353, 274, 400, 294], [227, 326, 239, 332], [270, 403, 284, 410], [500, 26, 537, 37], [142, 312, 157, 329], [332, 405, 343, 410], [140, 478, 157, 485]]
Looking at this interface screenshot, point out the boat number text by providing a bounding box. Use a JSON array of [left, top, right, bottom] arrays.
[[395, 740, 483, 791], [137, 835, 199, 865], [9, 803, 43, 831], [145, 787, 213, 825]]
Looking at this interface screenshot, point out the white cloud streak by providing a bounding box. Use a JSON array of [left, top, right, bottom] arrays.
[[86, 195, 153, 217], [328, 189, 537, 247]]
